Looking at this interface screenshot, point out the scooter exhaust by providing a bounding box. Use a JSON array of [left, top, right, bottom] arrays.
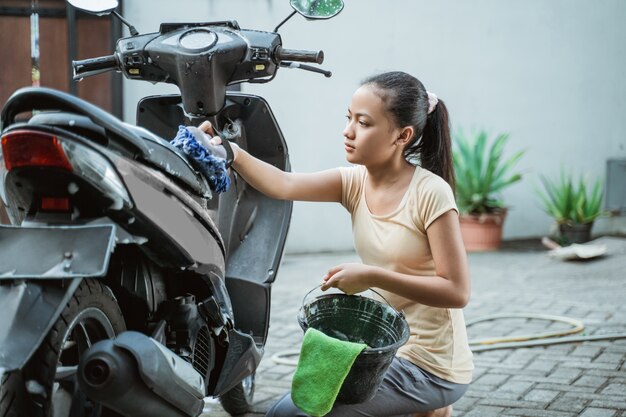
[[77, 331, 205, 417]]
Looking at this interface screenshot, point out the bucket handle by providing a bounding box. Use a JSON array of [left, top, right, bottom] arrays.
[[301, 285, 404, 318]]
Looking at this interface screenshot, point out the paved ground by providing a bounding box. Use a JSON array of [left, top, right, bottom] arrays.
[[203, 236, 626, 417]]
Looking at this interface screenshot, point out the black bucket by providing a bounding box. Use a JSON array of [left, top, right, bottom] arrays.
[[297, 288, 410, 404]]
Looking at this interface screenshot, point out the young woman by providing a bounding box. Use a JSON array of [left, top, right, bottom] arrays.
[[202, 71, 473, 417]]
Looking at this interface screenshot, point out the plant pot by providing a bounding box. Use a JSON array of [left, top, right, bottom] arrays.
[[459, 210, 507, 252], [558, 222, 593, 244]]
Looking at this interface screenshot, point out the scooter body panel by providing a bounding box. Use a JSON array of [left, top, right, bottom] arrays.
[[114, 156, 225, 275], [137, 93, 292, 343]]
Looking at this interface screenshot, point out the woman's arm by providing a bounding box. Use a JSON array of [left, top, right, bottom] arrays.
[[321, 210, 470, 308], [233, 147, 342, 202], [200, 122, 342, 202]]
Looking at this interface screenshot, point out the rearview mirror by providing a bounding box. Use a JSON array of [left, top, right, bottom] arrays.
[[67, 0, 119, 16], [290, 0, 344, 19]]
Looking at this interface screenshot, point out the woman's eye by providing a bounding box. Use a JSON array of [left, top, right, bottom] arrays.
[[358, 120, 369, 127], [345, 115, 351, 121]]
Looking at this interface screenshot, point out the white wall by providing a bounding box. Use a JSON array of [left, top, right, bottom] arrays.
[[122, 0, 626, 253]]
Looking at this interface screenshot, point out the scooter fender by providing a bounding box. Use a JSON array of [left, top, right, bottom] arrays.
[[0, 278, 82, 372], [0, 223, 117, 371]]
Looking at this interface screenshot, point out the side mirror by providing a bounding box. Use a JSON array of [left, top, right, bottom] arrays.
[[290, 0, 344, 19], [67, 0, 119, 16]]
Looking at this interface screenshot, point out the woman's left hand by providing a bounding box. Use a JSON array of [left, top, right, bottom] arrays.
[[321, 263, 377, 295]]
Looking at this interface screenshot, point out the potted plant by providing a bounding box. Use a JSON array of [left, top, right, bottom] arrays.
[[453, 130, 525, 251], [536, 170, 604, 244]]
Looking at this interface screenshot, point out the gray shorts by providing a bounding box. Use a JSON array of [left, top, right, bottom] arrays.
[[265, 357, 469, 417]]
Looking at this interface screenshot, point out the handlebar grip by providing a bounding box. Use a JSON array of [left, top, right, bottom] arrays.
[[274, 47, 324, 65], [72, 55, 119, 80]]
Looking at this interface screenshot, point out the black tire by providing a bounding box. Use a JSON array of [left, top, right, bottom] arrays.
[[0, 370, 25, 417], [219, 373, 255, 416], [9, 279, 126, 417]]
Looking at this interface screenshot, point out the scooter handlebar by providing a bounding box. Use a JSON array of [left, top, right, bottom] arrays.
[[72, 54, 119, 80], [274, 46, 324, 65]]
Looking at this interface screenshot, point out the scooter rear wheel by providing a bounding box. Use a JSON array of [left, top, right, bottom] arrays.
[[219, 373, 255, 416], [19, 279, 126, 417]]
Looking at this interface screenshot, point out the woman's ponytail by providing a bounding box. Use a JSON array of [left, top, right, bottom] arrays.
[[416, 100, 455, 191]]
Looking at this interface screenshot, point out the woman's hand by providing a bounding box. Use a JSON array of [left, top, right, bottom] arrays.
[[321, 263, 378, 295], [198, 121, 240, 162]]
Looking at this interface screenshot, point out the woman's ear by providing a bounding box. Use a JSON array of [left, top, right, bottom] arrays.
[[396, 126, 414, 145]]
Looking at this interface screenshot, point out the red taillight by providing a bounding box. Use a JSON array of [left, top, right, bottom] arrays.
[[1, 130, 72, 171], [41, 197, 70, 212]]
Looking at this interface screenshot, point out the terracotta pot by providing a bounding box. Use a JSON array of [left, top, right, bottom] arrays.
[[459, 210, 507, 252]]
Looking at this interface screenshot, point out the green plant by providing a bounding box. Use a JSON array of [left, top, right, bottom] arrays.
[[537, 171, 604, 225], [453, 130, 525, 215]]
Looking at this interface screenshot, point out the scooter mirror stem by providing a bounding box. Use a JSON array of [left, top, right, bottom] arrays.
[[112, 10, 139, 36], [274, 10, 297, 33]]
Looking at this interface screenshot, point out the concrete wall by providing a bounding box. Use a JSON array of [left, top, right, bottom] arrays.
[[122, 0, 626, 253]]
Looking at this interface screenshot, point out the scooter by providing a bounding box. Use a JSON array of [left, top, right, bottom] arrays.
[[0, 0, 343, 415]]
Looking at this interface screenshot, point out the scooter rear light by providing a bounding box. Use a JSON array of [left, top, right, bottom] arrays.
[[1, 130, 72, 172], [41, 197, 70, 211]]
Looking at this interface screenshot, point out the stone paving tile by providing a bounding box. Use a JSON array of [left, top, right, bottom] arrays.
[[473, 373, 511, 386], [538, 383, 608, 395], [526, 359, 559, 375], [579, 408, 617, 417], [572, 345, 605, 359], [601, 383, 626, 396], [548, 396, 590, 414], [595, 353, 626, 364], [495, 379, 535, 396], [453, 395, 478, 412], [587, 370, 626, 379], [560, 360, 620, 371], [504, 408, 576, 417], [458, 405, 505, 416], [479, 397, 546, 409], [589, 401, 626, 413], [524, 389, 560, 404], [575, 376, 610, 389], [548, 367, 584, 383]]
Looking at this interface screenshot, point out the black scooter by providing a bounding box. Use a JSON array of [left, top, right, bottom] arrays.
[[0, 0, 343, 416]]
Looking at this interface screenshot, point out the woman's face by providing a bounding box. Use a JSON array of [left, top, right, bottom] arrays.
[[342, 85, 401, 166]]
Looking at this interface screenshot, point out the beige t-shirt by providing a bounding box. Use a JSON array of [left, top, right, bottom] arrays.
[[339, 165, 473, 384]]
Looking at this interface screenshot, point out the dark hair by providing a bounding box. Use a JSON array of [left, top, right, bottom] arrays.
[[361, 71, 455, 191]]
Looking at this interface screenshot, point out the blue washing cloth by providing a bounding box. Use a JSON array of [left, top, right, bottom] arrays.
[[170, 125, 231, 193]]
